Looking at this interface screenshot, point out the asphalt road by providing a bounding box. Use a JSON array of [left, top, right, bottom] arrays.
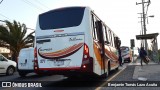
[[99, 62, 160, 90], [0, 63, 130, 90], [1, 58, 159, 90], [0, 71, 119, 90]]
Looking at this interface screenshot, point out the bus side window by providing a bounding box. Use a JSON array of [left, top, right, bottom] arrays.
[[102, 24, 109, 45], [95, 21, 101, 42], [106, 27, 110, 45], [92, 12, 105, 44], [108, 30, 113, 46], [92, 14, 99, 41], [102, 25, 106, 43], [104, 26, 109, 44], [95, 20, 105, 44], [112, 33, 115, 47], [91, 14, 96, 40]]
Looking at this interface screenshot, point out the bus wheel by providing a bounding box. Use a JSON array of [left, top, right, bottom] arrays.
[[107, 62, 110, 76], [101, 72, 107, 79], [101, 62, 110, 79], [115, 66, 119, 71]]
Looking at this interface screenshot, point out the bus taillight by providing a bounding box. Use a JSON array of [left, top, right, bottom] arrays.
[[34, 60, 38, 70], [83, 65, 86, 68], [83, 43, 89, 60], [81, 43, 93, 72], [34, 47, 37, 58], [34, 47, 39, 71]]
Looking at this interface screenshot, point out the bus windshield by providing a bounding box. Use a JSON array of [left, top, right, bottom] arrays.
[[39, 7, 85, 30]]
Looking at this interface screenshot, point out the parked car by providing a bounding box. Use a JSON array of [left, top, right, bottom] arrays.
[[0, 54, 16, 75], [17, 47, 34, 77], [121, 57, 124, 65], [120, 46, 132, 62]]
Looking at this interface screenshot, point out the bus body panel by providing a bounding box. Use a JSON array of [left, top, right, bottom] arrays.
[[36, 33, 84, 69], [93, 42, 119, 76], [34, 6, 119, 77], [92, 41, 103, 75], [109, 46, 119, 69], [36, 10, 85, 70], [35, 8, 90, 70]]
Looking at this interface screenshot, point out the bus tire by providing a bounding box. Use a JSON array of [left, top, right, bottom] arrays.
[[101, 61, 110, 79], [115, 66, 119, 71], [101, 73, 107, 79], [107, 62, 110, 76]]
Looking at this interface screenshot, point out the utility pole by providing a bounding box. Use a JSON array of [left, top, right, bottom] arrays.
[[138, 13, 144, 47], [142, 0, 147, 52], [136, 0, 150, 51]]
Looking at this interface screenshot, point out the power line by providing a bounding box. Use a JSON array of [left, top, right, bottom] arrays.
[[20, 0, 45, 12], [0, 0, 35, 30], [0, 13, 11, 21], [0, 19, 35, 31], [34, 0, 50, 10], [0, 0, 3, 4]]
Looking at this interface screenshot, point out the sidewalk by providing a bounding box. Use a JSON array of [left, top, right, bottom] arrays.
[[132, 59, 160, 81]]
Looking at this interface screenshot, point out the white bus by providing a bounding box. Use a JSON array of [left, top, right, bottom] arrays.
[[34, 6, 120, 78]]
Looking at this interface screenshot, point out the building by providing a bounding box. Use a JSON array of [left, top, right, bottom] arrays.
[[0, 47, 10, 58]]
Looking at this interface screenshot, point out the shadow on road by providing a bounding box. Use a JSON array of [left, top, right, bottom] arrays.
[[0, 67, 121, 90], [42, 69, 119, 88]]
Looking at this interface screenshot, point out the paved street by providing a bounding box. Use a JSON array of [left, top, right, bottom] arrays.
[[1, 59, 160, 90], [0, 63, 126, 90], [98, 59, 160, 90]]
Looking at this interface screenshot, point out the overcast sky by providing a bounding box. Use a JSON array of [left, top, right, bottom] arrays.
[[0, 0, 159, 49]]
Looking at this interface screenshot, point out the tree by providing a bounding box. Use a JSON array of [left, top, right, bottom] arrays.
[[0, 20, 34, 62]]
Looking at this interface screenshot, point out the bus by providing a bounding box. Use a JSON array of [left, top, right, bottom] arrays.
[[120, 46, 132, 62], [34, 6, 120, 78]]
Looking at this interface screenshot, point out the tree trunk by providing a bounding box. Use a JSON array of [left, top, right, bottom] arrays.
[[12, 52, 18, 63]]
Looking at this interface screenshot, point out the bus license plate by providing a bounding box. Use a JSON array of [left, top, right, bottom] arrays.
[[54, 60, 64, 66]]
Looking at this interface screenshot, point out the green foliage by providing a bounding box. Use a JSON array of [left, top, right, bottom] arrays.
[[0, 20, 34, 62]]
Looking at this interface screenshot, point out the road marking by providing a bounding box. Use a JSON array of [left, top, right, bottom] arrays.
[[95, 67, 126, 90]]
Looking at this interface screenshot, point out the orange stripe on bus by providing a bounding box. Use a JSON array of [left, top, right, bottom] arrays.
[[93, 42, 104, 69]]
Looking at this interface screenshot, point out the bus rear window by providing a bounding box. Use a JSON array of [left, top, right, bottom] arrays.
[[39, 7, 85, 30]]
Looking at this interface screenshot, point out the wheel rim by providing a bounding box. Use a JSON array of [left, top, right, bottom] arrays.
[[8, 68, 14, 75]]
